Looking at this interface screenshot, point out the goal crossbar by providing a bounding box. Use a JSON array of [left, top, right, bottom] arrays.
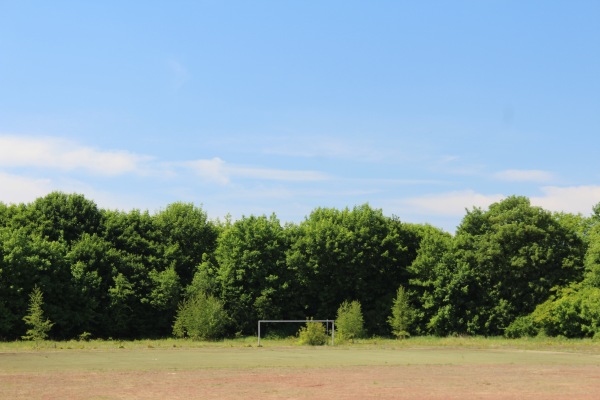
[[258, 319, 335, 346]]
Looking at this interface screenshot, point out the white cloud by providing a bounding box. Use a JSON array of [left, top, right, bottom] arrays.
[[494, 169, 555, 183], [185, 158, 230, 184], [0, 172, 53, 204], [531, 185, 600, 215], [0, 135, 150, 176], [401, 190, 505, 216], [184, 157, 330, 184], [393, 185, 600, 231], [429, 155, 485, 177], [231, 166, 329, 182]]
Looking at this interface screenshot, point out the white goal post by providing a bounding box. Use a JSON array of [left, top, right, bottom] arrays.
[[257, 319, 335, 346]]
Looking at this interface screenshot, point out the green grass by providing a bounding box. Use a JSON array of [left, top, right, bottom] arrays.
[[2, 339, 600, 374], [348, 335, 600, 353], [3, 335, 600, 353], [4, 337, 600, 400]]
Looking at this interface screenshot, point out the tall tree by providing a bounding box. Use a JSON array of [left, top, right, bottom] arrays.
[[583, 203, 600, 287], [154, 203, 218, 286], [66, 233, 122, 337], [102, 208, 183, 338], [407, 225, 458, 335], [28, 192, 103, 243], [0, 227, 73, 339], [213, 214, 289, 334], [438, 196, 585, 335], [287, 205, 417, 334]]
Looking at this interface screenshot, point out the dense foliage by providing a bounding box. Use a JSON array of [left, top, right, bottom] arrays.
[[297, 320, 328, 345], [0, 192, 599, 340], [21, 286, 53, 341], [172, 291, 228, 340], [335, 300, 365, 341], [388, 286, 412, 338]]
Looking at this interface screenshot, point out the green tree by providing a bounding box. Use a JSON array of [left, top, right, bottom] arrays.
[[505, 202, 600, 339], [67, 233, 122, 337], [437, 196, 585, 336], [214, 214, 290, 334], [0, 193, 110, 339], [102, 209, 159, 265], [286, 205, 417, 334], [584, 218, 600, 287], [22, 286, 53, 341], [147, 266, 181, 334], [186, 256, 219, 297], [406, 225, 455, 335], [388, 286, 412, 338], [107, 273, 137, 337], [28, 192, 103, 243], [154, 202, 218, 286], [0, 225, 74, 339], [102, 209, 165, 338], [335, 300, 364, 341], [172, 291, 228, 340]]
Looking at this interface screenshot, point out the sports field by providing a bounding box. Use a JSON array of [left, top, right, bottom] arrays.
[[2, 338, 600, 399]]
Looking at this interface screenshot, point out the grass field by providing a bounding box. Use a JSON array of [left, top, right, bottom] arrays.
[[2, 337, 600, 399]]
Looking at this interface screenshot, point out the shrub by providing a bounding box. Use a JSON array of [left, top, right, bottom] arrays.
[[335, 300, 364, 341], [297, 319, 328, 345], [505, 286, 600, 338], [172, 292, 228, 340], [504, 315, 538, 338]]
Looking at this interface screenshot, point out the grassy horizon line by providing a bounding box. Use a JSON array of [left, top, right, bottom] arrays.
[[3, 335, 600, 353]]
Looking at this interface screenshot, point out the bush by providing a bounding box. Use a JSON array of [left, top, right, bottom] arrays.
[[504, 286, 600, 338], [172, 292, 228, 340], [297, 320, 328, 345], [504, 315, 538, 338], [335, 300, 364, 341]]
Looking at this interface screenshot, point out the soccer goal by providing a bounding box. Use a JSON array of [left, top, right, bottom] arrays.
[[257, 319, 335, 346]]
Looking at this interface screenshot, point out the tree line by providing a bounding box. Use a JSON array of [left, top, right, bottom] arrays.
[[1, 192, 599, 340]]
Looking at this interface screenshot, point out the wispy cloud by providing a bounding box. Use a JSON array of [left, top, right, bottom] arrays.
[[400, 190, 505, 216], [394, 185, 600, 228], [0, 172, 53, 204], [347, 177, 450, 186], [531, 185, 600, 215], [0, 135, 151, 176], [184, 157, 331, 184], [494, 169, 555, 183], [183, 157, 229, 184], [430, 155, 486, 176]]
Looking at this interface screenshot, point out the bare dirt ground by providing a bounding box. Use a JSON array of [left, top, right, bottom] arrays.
[[3, 363, 600, 400], [3, 346, 600, 399]]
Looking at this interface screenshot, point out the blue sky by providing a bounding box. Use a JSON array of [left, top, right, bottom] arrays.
[[1, 1, 599, 232]]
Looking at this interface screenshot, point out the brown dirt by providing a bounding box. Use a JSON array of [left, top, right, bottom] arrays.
[[3, 364, 600, 399]]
